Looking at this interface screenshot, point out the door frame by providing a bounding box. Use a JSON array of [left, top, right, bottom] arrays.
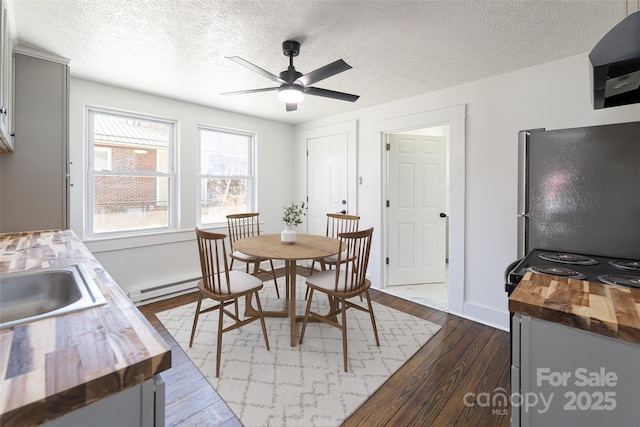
[[375, 105, 465, 316]]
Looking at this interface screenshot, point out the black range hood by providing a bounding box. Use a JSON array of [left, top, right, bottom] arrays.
[[589, 11, 640, 109]]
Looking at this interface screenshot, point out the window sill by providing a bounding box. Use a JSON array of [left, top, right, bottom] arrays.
[[84, 227, 227, 253]]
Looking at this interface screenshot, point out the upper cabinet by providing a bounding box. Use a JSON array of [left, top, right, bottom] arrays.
[[0, 0, 15, 152]]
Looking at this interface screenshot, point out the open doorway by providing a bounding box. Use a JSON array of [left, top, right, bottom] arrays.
[[382, 125, 450, 311], [373, 104, 464, 316]]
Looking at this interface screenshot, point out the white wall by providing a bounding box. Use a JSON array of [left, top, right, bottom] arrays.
[[68, 78, 294, 294], [294, 53, 640, 331]]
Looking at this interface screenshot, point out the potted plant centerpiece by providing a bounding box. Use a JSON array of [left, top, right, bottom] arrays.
[[281, 201, 306, 244]]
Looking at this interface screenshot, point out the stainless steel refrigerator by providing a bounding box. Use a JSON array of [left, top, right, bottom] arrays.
[[511, 122, 640, 427], [517, 121, 640, 260]]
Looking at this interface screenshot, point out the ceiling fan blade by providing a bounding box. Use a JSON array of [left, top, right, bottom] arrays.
[[295, 59, 352, 87], [226, 56, 286, 84], [220, 87, 279, 96], [304, 87, 360, 102], [286, 103, 298, 112]]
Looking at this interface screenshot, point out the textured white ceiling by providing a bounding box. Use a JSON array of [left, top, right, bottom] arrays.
[[10, 0, 629, 124]]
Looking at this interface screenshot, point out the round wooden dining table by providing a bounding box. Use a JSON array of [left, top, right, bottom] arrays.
[[233, 233, 340, 346]]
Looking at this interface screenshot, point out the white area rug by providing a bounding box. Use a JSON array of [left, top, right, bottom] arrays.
[[157, 276, 441, 427]]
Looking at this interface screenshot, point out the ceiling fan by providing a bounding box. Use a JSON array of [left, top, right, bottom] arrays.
[[221, 40, 359, 111]]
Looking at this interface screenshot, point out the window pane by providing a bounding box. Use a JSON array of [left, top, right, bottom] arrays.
[[94, 147, 112, 171], [200, 178, 248, 223], [200, 131, 249, 176], [89, 110, 175, 236], [93, 175, 170, 233], [198, 127, 254, 226], [93, 144, 169, 173], [93, 113, 170, 173]]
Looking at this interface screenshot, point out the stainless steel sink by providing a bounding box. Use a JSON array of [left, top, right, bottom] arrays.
[[0, 264, 106, 329]]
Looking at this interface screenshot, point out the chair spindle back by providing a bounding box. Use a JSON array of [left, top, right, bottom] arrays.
[[326, 213, 360, 238], [227, 213, 261, 251], [196, 228, 231, 294], [334, 227, 374, 293]]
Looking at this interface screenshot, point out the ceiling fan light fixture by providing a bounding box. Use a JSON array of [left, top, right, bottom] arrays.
[[222, 40, 358, 111], [278, 84, 304, 103]]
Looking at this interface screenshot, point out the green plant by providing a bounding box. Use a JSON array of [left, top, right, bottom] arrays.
[[282, 201, 306, 227]]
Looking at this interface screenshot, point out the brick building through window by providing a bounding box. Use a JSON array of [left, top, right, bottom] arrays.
[[89, 111, 173, 234]]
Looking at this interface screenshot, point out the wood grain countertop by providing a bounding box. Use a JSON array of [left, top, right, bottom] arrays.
[[509, 272, 640, 345], [0, 230, 172, 426]]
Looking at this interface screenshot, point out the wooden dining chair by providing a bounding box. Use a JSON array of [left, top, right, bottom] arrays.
[[310, 213, 360, 274], [189, 228, 270, 377], [299, 227, 379, 372], [306, 213, 360, 299], [227, 213, 280, 298]]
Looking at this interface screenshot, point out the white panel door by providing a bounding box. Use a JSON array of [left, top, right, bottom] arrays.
[[387, 134, 446, 284], [307, 133, 349, 235]]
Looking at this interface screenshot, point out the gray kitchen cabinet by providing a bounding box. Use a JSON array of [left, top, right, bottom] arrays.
[[511, 314, 640, 426], [0, 48, 69, 232], [42, 375, 166, 427]]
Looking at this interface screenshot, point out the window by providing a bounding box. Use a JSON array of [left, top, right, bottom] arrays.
[[94, 147, 112, 171], [87, 109, 176, 236], [198, 126, 254, 224]]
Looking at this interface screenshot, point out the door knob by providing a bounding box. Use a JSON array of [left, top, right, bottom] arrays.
[[439, 212, 447, 218], [339, 210, 347, 215]]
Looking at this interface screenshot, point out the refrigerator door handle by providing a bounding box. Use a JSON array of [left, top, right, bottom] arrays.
[[517, 214, 528, 259], [517, 128, 543, 258], [517, 130, 529, 218], [517, 130, 530, 258]]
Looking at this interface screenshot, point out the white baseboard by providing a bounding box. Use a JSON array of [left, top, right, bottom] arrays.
[[457, 302, 510, 332]]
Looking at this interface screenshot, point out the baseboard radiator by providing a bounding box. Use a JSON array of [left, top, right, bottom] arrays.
[[128, 277, 200, 306]]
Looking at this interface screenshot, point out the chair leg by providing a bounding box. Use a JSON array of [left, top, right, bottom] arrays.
[[299, 288, 315, 344], [189, 294, 203, 347], [254, 291, 270, 351], [216, 297, 225, 378], [305, 260, 319, 299], [341, 298, 348, 372], [269, 259, 280, 298], [252, 259, 281, 299], [365, 290, 380, 346]]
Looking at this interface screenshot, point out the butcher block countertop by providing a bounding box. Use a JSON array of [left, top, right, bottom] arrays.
[[509, 272, 640, 345], [0, 230, 171, 426]]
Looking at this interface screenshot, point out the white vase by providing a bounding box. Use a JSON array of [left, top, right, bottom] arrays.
[[281, 225, 296, 244]]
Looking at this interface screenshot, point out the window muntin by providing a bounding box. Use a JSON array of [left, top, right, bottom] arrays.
[[88, 109, 175, 236], [198, 127, 254, 224]]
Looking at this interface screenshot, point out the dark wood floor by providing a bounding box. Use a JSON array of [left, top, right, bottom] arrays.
[[139, 268, 511, 427]]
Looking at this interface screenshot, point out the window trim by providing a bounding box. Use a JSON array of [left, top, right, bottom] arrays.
[[86, 107, 178, 239], [196, 124, 256, 227]]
